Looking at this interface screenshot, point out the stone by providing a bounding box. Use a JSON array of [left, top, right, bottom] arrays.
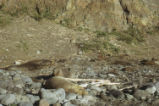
[[13, 74, 21, 81], [0, 69, 4, 73], [40, 88, 65, 104], [155, 81, 159, 94], [15, 95, 30, 103], [53, 103, 61, 106], [63, 102, 76, 106], [0, 94, 16, 105], [72, 95, 96, 105], [145, 86, 156, 95], [0, 88, 7, 94], [66, 93, 77, 101], [18, 102, 33, 106], [21, 76, 33, 85], [90, 85, 103, 92], [13, 87, 24, 95], [134, 90, 151, 100], [100, 92, 107, 101], [95, 101, 106, 106], [13, 80, 24, 89], [39, 99, 49, 106], [0, 95, 5, 100], [126, 94, 134, 100], [26, 94, 40, 104], [30, 82, 41, 94], [153, 99, 159, 106], [109, 89, 124, 98]]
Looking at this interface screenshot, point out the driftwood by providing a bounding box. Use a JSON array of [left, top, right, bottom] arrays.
[[62, 77, 120, 87]]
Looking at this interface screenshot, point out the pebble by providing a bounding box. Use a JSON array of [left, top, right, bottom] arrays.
[[100, 92, 107, 101], [0, 94, 16, 105], [0, 69, 4, 73], [13, 74, 21, 81], [30, 82, 41, 94], [0, 88, 7, 94], [66, 93, 77, 101], [95, 101, 106, 106], [134, 90, 151, 100], [40, 88, 65, 104], [90, 85, 103, 92], [26, 94, 40, 104], [15, 95, 30, 103], [72, 95, 96, 105], [145, 85, 156, 95], [125, 94, 134, 100], [155, 81, 159, 94], [63, 102, 76, 106], [109, 89, 124, 98], [152, 99, 159, 105], [53, 103, 61, 106], [19, 102, 33, 106], [21, 76, 33, 85], [39, 99, 50, 106]]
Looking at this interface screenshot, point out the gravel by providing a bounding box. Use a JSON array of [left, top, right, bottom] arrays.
[[0, 56, 159, 105]]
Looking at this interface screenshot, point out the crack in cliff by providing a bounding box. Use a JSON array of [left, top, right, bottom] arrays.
[[119, 0, 130, 24]]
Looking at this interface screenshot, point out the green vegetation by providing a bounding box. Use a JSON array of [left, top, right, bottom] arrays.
[[77, 30, 120, 54], [0, 12, 12, 27], [60, 18, 71, 27], [78, 39, 119, 54], [114, 27, 144, 44], [95, 31, 108, 38], [77, 27, 145, 55]]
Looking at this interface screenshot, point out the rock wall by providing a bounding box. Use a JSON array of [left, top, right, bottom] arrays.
[[0, 0, 158, 32]]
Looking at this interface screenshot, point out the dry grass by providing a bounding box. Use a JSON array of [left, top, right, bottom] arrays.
[[0, 0, 66, 20]]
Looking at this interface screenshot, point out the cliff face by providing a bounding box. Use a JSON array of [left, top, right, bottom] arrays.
[[0, 0, 158, 32]]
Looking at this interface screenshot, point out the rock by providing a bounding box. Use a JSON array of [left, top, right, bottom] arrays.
[[26, 94, 40, 104], [108, 89, 124, 98], [13, 74, 21, 81], [0, 88, 7, 94], [71, 95, 96, 105], [0, 95, 5, 100], [90, 85, 103, 92], [108, 85, 118, 90], [18, 102, 33, 106], [21, 76, 33, 85], [30, 82, 41, 94], [95, 101, 106, 106], [100, 92, 107, 101], [152, 99, 159, 106], [140, 83, 156, 95], [66, 93, 77, 101], [134, 90, 151, 100], [125, 94, 134, 100], [154, 81, 159, 94], [145, 86, 156, 95], [13, 87, 24, 95], [0, 94, 16, 105], [53, 103, 61, 106], [0, 69, 4, 73], [63, 102, 76, 106], [40, 88, 65, 104], [15, 95, 30, 103], [13, 80, 24, 89], [39, 99, 49, 106], [0, 80, 13, 89]]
